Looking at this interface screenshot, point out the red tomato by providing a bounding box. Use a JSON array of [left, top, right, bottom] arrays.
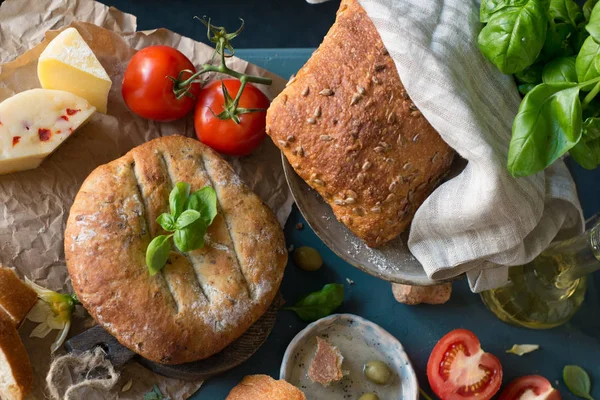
[[499, 376, 561, 400], [427, 329, 503, 400], [194, 79, 270, 156], [122, 45, 200, 121]]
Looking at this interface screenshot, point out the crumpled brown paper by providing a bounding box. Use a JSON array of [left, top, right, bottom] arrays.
[[0, 0, 292, 398]]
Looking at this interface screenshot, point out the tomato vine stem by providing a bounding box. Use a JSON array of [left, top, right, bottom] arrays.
[[168, 17, 272, 104]]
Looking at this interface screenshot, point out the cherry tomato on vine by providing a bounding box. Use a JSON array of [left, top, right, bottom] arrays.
[[499, 376, 561, 400], [194, 79, 270, 156], [122, 45, 200, 121], [427, 329, 503, 400]]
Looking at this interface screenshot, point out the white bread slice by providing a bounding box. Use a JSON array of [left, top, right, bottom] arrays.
[[0, 313, 33, 400], [0, 268, 37, 327]]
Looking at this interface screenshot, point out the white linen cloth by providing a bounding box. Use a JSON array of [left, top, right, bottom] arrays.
[[309, 0, 584, 291]]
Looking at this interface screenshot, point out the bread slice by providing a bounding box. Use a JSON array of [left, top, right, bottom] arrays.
[[0, 267, 37, 327], [308, 336, 344, 386], [266, 0, 454, 247], [226, 375, 306, 400], [0, 313, 33, 400]]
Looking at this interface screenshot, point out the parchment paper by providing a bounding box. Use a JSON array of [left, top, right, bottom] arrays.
[[0, 0, 292, 398]]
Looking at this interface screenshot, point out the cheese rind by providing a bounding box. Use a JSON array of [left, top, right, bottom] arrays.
[[0, 89, 95, 175], [38, 28, 112, 113]]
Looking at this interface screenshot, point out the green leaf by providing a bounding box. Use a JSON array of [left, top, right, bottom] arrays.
[[543, 56, 578, 83], [285, 283, 344, 322], [540, 22, 576, 62], [506, 344, 540, 355], [143, 385, 170, 400], [563, 365, 595, 400], [480, 0, 528, 23], [146, 235, 173, 276], [187, 186, 218, 224], [576, 36, 600, 84], [156, 213, 176, 232], [583, 117, 600, 138], [586, 1, 600, 43], [508, 83, 582, 176], [478, 0, 548, 74], [515, 63, 544, 84], [572, 23, 591, 52], [550, 0, 583, 26], [570, 118, 600, 169], [169, 182, 191, 219], [173, 219, 207, 252], [584, 0, 599, 21], [519, 83, 538, 95], [175, 209, 201, 230]]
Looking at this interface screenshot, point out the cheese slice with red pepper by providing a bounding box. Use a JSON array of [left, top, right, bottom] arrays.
[[0, 89, 95, 175]]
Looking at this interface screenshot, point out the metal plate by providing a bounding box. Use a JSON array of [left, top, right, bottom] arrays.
[[282, 154, 453, 286]]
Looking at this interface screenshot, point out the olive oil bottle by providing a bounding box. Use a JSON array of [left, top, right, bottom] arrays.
[[481, 216, 600, 329]]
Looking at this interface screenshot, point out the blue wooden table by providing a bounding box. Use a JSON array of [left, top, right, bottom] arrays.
[[189, 49, 600, 399]]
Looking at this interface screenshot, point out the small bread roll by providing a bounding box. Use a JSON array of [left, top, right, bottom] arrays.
[[225, 375, 305, 400], [391, 283, 452, 305]]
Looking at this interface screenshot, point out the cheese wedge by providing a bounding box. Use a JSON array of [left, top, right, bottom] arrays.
[[0, 89, 95, 175], [38, 28, 112, 113]]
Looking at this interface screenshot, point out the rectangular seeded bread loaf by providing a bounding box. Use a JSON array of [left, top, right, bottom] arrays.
[[266, 0, 454, 247]]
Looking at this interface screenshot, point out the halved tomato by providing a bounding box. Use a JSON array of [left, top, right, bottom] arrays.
[[499, 376, 561, 400], [427, 329, 502, 400]]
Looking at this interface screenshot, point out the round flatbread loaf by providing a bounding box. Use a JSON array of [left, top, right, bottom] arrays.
[[65, 136, 287, 364]]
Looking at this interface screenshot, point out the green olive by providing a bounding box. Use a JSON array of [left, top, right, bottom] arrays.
[[358, 394, 380, 400], [293, 246, 323, 271], [364, 360, 393, 385]]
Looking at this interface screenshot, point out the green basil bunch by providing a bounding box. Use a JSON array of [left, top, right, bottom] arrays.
[[479, 0, 600, 176], [146, 182, 218, 275]]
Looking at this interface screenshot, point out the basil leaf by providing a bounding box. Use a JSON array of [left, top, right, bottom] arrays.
[[285, 283, 344, 322], [543, 56, 578, 83], [550, 0, 583, 26], [175, 209, 201, 230], [146, 235, 172, 276], [519, 83, 537, 95], [570, 118, 600, 169], [515, 63, 544, 84], [583, 116, 600, 138], [169, 182, 191, 219], [584, 0, 599, 21], [156, 213, 176, 232], [563, 365, 594, 400], [539, 22, 576, 63], [570, 137, 600, 168], [572, 23, 591, 52], [508, 83, 582, 176], [174, 219, 207, 252], [480, 0, 528, 23], [478, 0, 548, 74], [143, 385, 170, 400], [187, 186, 218, 224], [586, 1, 600, 43], [576, 36, 600, 85]]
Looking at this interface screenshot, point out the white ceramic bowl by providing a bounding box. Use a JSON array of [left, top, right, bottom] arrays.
[[280, 314, 418, 400]]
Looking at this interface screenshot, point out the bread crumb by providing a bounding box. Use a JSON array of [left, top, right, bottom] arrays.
[[295, 223, 304, 230]]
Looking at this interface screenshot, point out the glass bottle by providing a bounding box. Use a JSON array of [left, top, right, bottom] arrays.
[[480, 215, 600, 329]]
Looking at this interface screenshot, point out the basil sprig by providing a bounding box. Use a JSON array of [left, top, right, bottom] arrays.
[[145, 182, 217, 275], [285, 283, 344, 322], [563, 365, 595, 400], [479, 0, 600, 176]]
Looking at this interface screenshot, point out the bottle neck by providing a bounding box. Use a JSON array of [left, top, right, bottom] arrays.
[[552, 220, 600, 286]]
